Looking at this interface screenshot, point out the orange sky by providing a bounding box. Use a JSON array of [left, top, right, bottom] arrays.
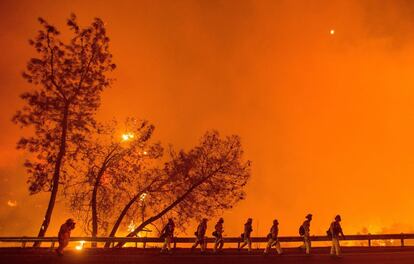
[[1, 0, 414, 238]]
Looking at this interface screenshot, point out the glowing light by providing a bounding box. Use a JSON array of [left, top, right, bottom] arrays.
[[330, 29, 335, 35], [121, 132, 134, 142], [7, 200, 17, 207], [139, 193, 147, 202], [128, 220, 136, 233], [75, 240, 85, 250], [143, 151, 148, 155]]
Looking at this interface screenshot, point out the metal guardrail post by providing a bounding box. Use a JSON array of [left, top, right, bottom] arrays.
[[143, 237, 147, 249], [22, 241, 26, 248], [401, 233, 404, 247], [174, 241, 177, 249], [368, 233, 371, 247], [51, 241, 55, 249]]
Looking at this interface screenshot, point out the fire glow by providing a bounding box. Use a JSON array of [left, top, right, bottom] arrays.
[[7, 200, 17, 207], [121, 132, 134, 142], [139, 193, 147, 202], [127, 220, 136, 233], [75, 240, 85, 251]]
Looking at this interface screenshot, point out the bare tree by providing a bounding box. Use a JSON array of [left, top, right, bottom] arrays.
[[115, 130, 251, 248], [65, 118, 162, 246], [12, 14, 115, 245]]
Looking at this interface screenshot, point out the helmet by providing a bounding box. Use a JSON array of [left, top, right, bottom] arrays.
[[306, 214, 313, 220], [273, 219, 279, 225], [335, 215, 341, 221], [218, 218, 224, 223]]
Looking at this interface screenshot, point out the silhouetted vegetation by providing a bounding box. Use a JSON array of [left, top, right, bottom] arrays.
[[64, 118, 162, 247], [14, 14, 251, 245], [116, 131, 250, 247], [13, 14, 115, 245]]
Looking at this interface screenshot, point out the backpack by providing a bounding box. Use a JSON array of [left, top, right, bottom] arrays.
[[326, 228, 332, 239], [160, 232, 166, 239], [194, 224, 201, 237], [212, 231, 218, 237], [299, 225, 305, 236]]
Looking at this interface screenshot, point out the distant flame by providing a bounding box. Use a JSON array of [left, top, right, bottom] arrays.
[[139, 193, 147, 202], [121, 132, 134, 142], [75, 240, 85, 250], [128, 220, 136, 233], [7, 200, 17, 207]]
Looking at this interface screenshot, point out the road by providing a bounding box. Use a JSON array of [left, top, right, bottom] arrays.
[[1, 247, 414, 264]]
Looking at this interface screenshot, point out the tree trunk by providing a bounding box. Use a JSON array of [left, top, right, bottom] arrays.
[[33, 105, 69, 247], [115, 176, 209, 248], [91, 146, 117, 247], [91, 180, 100, 248], [105, 177, 162, 248], [104, 191, 144, 248]]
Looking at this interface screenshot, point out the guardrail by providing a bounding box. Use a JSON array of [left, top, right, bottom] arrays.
[[1, 233, 413, 249]]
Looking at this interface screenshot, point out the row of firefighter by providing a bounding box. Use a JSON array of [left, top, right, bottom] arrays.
[[160, 213, 345, 256]]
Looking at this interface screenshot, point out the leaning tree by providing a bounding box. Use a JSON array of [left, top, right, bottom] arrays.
[[114, 130, 251, 248], [12, 14, 115, 244]]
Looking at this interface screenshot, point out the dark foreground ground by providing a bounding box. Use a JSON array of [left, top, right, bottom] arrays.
[[1, 247, 414, 264]]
